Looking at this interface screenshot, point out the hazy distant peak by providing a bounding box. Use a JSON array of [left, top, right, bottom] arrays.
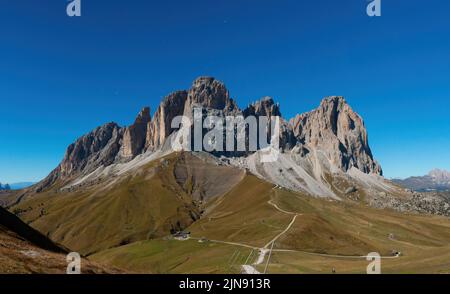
[[428, 169, 450, 180]]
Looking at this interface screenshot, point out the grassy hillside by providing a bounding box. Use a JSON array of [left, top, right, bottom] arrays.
[[9, 152, 450, 273], [188, 175, 294, 247], [9, 152, 243, 255], [0, 206, 66, 253], [0, 206, 120, 274], [92, 239, 253, 274], [93, 176, 450, 274]]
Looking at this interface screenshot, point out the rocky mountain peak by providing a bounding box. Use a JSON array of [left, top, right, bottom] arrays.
[[192, 76, 215, 87], [122, 107, 151, 158], [244, 97, 281, 117], [320, 95, 347, 107], [393, 169, 450, 192], [60, 122, 122, 175], [290, 96, 382, 175], [35, 122, 124, 191], [185, 76, 232, 112], [429, 169, 450, 182], [146, 91, 188, 151], [134, 107, 151, 124], [35, 78, 384, 192]]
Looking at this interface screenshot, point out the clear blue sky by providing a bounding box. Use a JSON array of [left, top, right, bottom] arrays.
[[0, 0, 449, 183]]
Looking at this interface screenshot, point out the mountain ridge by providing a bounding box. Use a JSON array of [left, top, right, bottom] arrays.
[[31, 77, 382, 197], [393, 169, 450, 192], [5, 80, 450, 272], [9, 77, 450, 221]]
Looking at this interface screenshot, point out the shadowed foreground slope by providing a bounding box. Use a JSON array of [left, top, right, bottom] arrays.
[[0, 206, 122, 274]]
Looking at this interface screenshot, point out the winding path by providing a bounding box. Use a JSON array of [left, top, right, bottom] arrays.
[[188, 188, 400, 274], [241, 194, 301, 274]]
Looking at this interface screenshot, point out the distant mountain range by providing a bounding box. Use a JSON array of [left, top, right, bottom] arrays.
[[0, 183, 10, 190], [9, 182, 35, 190], [0, 182, 35, 191], [393, 169, 450, 192]]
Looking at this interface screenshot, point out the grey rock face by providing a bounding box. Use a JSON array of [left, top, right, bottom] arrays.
[[290, 96, 382, 175], [429, 169, 450, 182], [122, 107, 151, 158], [59, 122, 123, 178], [36, 122, 124, 191], [37, 78, 383, 192], [345, 186, 358, 194], [184, 77, 233, 113], [243, 97, 295, 151], [243, 97, 281, 118], [147, 77, 241, 154], [369, 190, 450, 217], [146, 91, 188, 151]]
